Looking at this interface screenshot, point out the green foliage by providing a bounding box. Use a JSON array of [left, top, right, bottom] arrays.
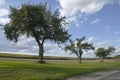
[[95, 47, 106, 59], [4, 3, 70, 63], [114, 55, 120, 59], [106, 46, 115, 56], [95, 46, 115, 62], [4, 3, 70, 43], [65, 37, 94, 63]]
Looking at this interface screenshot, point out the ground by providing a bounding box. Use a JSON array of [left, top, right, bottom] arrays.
[[66, 69, 120, 80], [0, 56, 120, 80]]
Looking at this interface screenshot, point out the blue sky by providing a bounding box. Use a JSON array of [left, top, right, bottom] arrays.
[[0, 0, 120, 58]]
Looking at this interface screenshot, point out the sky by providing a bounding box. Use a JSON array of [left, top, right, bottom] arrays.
[[0, 0, 120, 58]]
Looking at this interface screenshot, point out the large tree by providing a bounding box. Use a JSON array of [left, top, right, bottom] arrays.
[[95, 46, 115, 62], [4, 3, 70, 63], [64, 37, 94, 63]]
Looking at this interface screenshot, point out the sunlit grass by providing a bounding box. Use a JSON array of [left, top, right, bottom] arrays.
[[0, 58, 120, 80]]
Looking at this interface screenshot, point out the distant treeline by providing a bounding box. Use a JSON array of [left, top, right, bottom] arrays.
[[0, 53, 75, 60], [0, 53, 37, 59], [0, 53, 99, 60]]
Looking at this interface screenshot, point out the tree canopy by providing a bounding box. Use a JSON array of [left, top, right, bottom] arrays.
[[65, 37, 94, 63], [4, 3, 70, 63], [95, 46, 115, 62]]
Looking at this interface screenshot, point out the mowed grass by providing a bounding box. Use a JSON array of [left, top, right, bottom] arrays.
[[0, 58, 120, 80]]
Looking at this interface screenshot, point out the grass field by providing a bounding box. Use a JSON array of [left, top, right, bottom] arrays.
[[0, 57, 120, 80]]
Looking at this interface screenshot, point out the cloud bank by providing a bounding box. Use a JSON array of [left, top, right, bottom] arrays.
[[58, 0, 109, 17], [0, 0, 9, 25]]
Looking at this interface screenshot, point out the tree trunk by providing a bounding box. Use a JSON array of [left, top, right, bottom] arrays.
[[79, 55, 82, 63], [79, 58, 82, 63], [100, 57, 104, 63], [39, 44, 45, 63], [32, 30, 45, 63], [77, 52, 82, 63]]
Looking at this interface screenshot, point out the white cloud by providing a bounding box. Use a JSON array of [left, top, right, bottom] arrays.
[[114, 31, 120, 34], [58, 0, 120, 28], [59, 0, 109, 17], [0, 32, 62, 56], [0, 0, 9, 17], [91, 18, 100, 24], [83, 50, 95, 58], [0, 0, 5, 8], [14, 35, 61, 55], [18, 49, 29, 53], [116, 39, 120, 42], [87, 37, 95, 43], [75, 23, 79, 27], [0, 18, 10, 25], [0, 9, 9, 17], [0, 0, 10, 25], [74, 37, 96, 47], [58, 0, 113, 28], [96, 41, 110, 48], [68, 15, 77, 22], [115, 47, 120, 53], [32, 45, 38, 49], [16, 35, 35, 47]]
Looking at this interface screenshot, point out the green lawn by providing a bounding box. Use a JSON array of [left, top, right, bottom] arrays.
[[0, 58, 120, 80]]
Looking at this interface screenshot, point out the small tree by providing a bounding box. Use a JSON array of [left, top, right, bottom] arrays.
[[114, 55, 120, 62], [106, 46, 116, 57], [65, 37, 94, 63], [95, 46, 115, 62], [4, 3, 70, 63], [95, 47, 106, 62]]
